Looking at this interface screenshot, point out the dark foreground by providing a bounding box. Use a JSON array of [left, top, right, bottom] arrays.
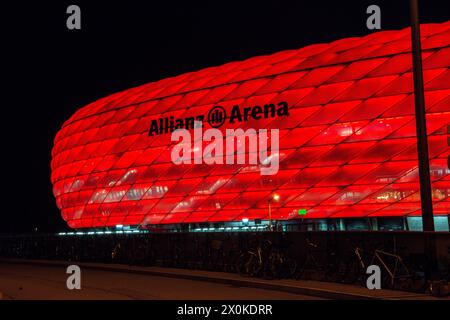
[[0, 263, 322, 300], [1, 231, 449, 291]]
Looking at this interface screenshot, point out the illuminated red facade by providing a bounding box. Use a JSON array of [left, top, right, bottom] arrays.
[[51, 22, 450, 229]]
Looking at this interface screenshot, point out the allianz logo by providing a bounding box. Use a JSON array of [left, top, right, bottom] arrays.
[[148, 101, 289, 136]]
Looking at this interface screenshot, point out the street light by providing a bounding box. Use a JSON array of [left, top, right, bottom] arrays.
[[409, 0, 437, 282], [268, 193, 280, 231], [410, 0, 434, 232]]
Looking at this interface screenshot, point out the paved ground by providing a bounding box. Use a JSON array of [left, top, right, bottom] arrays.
[[0, 263, 323, 300]]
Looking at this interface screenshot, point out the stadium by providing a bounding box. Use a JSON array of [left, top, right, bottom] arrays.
[[51, 21, 450, 232]]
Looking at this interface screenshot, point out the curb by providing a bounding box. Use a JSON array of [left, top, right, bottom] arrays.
[[0, 259, 418, 300]]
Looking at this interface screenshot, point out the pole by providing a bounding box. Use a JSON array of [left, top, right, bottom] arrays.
[[409, 0, 434, 232], [268, 200, 272, 231], [410, 0, 438, 283]]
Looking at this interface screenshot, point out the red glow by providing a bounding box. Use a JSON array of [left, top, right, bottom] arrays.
[[51, 22, 450, 228]]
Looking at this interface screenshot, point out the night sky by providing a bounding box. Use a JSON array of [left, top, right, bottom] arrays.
[[2, 0, 449, 233]]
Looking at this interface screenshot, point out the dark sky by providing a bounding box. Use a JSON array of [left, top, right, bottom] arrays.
[[2, 0, 449, 233]]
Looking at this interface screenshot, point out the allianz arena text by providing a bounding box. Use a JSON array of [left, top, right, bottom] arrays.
[[51, 21, 450, 231]]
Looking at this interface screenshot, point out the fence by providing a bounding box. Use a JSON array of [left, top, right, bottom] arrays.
[[1, 231, 449, 291]]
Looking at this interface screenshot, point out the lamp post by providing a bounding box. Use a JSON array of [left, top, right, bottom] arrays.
[[409, 0, 437, 283], [410, 0, 434, 232], [268, 193, 280, 231]]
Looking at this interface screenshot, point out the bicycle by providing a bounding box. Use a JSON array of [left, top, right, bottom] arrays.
[[296, 238, 325, 280], [267, 246, 298, 279], [341, 246, 369, 286], [236, 239, 274, 278], [236, 242, 265, 277], [370, 248, 414, 290]]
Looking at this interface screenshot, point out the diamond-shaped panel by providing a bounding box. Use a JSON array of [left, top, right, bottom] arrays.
[[51, 22, 450, 228]]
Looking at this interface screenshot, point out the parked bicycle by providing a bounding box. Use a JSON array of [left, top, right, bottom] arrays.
[[236, 239, 271, 277], [235, 239, 297, 279], [296, 238, 326, 280], [340, 246, 369, 286], [370, 248, 414, 290]]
